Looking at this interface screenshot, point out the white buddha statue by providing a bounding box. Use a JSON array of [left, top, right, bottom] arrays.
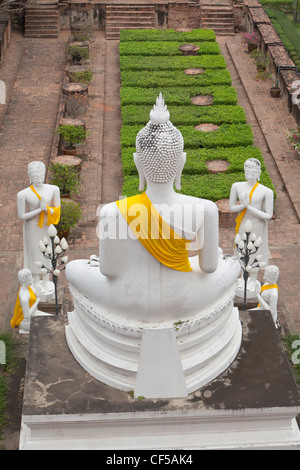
[[11, 268, 53, 334], [65, 94, 242, 398], [17, 161, 61, 301], [11, 269, 40, 334], [229, 158, 274, 297]]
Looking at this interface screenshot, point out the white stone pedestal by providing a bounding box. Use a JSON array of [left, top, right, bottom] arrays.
[[19, 311, 300, 450], [65, 282, 242, 398]]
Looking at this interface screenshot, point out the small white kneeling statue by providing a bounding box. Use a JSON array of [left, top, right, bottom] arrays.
[[17, 161, 61, 301], [255, 265, 280, 328], [229, 158, 274, 298], [11, 269, 40, 334], [65, 94, 242, 398]]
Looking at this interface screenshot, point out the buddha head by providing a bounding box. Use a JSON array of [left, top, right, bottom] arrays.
[[244, 158, 261, 183], [134, 94, 186, 190], [28, 161, 46, 187], [264, 265, 279, 284], [18, 268, 33, 288]]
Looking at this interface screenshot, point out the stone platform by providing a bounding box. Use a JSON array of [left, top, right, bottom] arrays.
[[19, 310, 300, 450]]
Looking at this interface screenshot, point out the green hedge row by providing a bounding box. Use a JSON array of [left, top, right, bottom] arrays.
[[121, 69, 232, 88], [120, 86, 237, 106], [122, 145, 265, 176], [121, 123, 253, 149], [122, 171, 274, 202], [119, 28, 216, 42], [121, 104, 246, 126], [119, 55, 226, 71], [119, 41, 221, 56], [119, 28, 275, 201], [260, 0, 290, 7]]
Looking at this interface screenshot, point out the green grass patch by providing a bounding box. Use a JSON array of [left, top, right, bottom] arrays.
[[119, 28, 275, 202]]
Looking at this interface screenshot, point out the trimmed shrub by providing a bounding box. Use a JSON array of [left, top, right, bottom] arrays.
[[119, 55, 226, 71], [122, 145, 264, 176], [120, 86, 237, 106], [121, 123, 253, 149], [122, 171, 274, 202], [119, 41, 220, 56], [120, 69, 232, 88], [184, 146, 266, 174], [121, 104, 246, 126]]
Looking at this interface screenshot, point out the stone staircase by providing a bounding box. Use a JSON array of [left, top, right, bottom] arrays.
[[105, 4, 155, 40], [201, 4, 235, 35], [24, 3, 59, 38]]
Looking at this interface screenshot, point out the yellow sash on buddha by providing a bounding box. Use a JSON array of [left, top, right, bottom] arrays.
[[30, 185, 61, 229], [11, 287, 36, 328], [235, 182, 259, 234], [116, 192, 192, 272], [257, 284, 278, 307]]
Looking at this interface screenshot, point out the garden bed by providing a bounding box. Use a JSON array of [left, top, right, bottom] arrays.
[[119, 28, 275, 202]]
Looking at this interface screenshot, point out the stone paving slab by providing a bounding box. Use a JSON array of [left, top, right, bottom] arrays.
[[23, 310, 300, 415]]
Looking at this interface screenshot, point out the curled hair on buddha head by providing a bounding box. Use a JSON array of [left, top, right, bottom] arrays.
[[135, 93, 184, 183], [28, 161, 46, 182]]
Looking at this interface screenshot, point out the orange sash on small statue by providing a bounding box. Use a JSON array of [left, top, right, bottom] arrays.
[[11, 287, 36, 328], [30, 185, 61, 229], [257, 284, 278, 307]]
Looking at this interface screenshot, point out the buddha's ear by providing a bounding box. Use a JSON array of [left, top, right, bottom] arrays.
[[133, 153, 145, 191], [175, 152, 186, 190]]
